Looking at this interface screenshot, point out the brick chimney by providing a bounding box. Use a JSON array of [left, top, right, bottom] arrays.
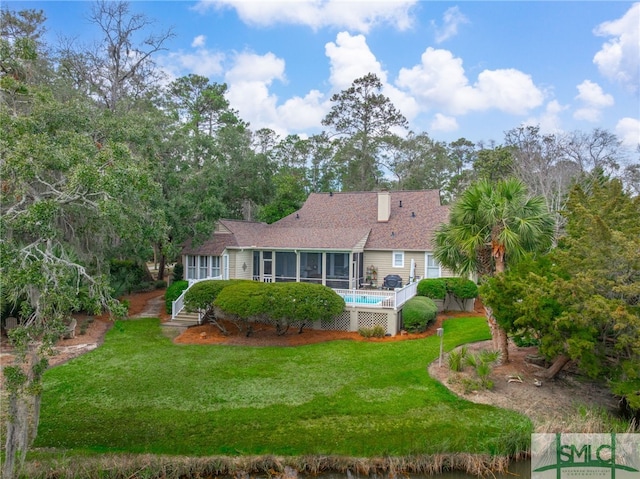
[[377, 191, 391, 222]]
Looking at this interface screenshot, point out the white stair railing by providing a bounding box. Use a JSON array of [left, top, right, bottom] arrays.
[[172, 275, 223, 319]]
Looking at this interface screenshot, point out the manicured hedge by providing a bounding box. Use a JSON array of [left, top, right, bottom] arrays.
[[213, 281, 271, 322], [402, 296, 438, 332], [214, 281, 345, 334], [164, 280, 189, 314], [417, 278, 447, 299], [445, 277, 478, 300], [268, 282, 345, 324], [417, 277, 478, 310], [184, 279, 250, 313]]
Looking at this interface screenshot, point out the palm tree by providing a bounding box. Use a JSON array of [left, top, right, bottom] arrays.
[[433, 178, 555, 362]]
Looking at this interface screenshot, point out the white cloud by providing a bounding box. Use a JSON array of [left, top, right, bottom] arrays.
[[396, 47, 544, 115], [223, 52, 330, 136], [324, 32, 418, 121], [524, 100, 568, 134], [325, 32, 386, 91], [430, 113, 458, 132], [473, 69, 544, 114], [225, 51, 285, 84], [593, 3, 640, 92], [573, 80, 614, 122], [224, 52, 285, 131], [159, 48, 225, 79], [432, 6, 469, 43], [193, 0, 417, 33], [191, 35, 207, 48], [278, 90, 328, 131], [616, 117, 640, 148]]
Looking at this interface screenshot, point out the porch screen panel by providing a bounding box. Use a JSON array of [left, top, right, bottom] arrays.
[[275, 252, 296, 282], [300, 252, 322, 284], [326, 252, 349, 289]]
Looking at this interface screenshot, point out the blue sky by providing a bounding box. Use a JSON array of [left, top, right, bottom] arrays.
[[9, 1, 640, 149]]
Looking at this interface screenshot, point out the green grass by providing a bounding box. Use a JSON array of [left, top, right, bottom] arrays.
[[34, 317, 531, 457]]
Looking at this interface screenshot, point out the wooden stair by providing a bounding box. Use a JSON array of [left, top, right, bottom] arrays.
[[163, 311, 200, 328]]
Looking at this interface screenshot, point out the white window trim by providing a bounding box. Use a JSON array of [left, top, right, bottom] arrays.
[[392, 251, 404, 268]]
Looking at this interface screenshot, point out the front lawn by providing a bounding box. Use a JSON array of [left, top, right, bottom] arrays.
[[35, 317, 531, 457]]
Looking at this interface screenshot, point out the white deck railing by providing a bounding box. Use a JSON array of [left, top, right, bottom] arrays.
[[172, 275, 223, 319], [173, 277, 418, 319], [334, 281, 417, 310]]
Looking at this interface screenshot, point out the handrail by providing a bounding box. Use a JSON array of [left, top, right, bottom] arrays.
[[172, 275, 223, 319], [334, 282, 417, 310], [394, 281, 418, 309]]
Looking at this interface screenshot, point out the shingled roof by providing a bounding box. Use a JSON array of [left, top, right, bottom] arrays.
[[273, 190, 448, 251], [183, 190, 448, 254]]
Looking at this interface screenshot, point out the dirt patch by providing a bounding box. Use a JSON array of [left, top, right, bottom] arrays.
[[428, 340, 620, 430], [0, 289, 170, 375]]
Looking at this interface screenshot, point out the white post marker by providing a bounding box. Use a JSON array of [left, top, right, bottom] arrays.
[[437, 327, 444, 367]]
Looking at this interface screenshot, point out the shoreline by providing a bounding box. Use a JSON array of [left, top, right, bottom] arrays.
[[21, 451, 530, 478]]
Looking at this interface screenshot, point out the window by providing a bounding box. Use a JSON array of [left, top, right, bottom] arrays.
[[187, 255, 197, 280], [392, 251, 404, 268], [426, 253, 440, 278], [199, 256, 208, 279], [211, 256, 221, 277]]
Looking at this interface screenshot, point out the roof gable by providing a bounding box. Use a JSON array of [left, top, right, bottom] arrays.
[[183, 190, 448, 254]]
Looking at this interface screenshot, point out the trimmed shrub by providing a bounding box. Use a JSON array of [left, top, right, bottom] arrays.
[[417, 278, 447, 300], [164, 280, 189, 314], [184, 280, 249, 313], [445, 277, 478, 310], [214, 281, 271, 322], [402, 296, 438, 332], [418, 277, 478, 311], [214, 281, 346, 335], [445, 277, 478, 300], [268, 282, 345, 324]]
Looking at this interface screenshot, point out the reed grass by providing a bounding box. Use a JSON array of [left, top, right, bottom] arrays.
[[17, 452, 518, 479]]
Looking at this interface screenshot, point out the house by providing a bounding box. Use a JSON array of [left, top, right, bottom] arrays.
[[181, 190, 450, 288], [177, 190, 455, 334]]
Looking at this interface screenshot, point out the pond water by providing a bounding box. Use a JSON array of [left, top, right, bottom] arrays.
[[307, 461, 532, 479]]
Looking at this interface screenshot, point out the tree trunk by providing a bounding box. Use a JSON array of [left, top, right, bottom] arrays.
[[157, 252, 166, 282], [484, 306, 500, 351], [484, 305, 509, 363], [3, 366, 42, 478], [540, 354, 571, 379], [498, 326, 510, 364], [3, 392, 29, 479]]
